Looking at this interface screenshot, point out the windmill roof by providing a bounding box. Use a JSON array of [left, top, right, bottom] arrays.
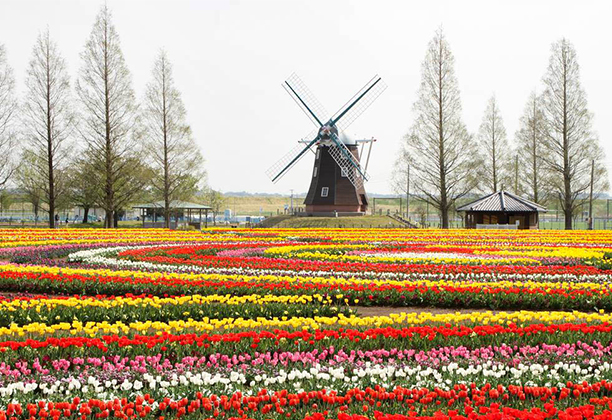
[[456, 191, 547, 213]]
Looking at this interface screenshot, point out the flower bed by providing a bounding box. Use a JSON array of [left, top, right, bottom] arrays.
[[0, 228, 611, 418]]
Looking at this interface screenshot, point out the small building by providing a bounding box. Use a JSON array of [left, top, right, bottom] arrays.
[[133, 201, 211, 229], [457, 191, 547, 229]]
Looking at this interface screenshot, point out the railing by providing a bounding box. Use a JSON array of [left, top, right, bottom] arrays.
[[387, 214, 419, 228], [476, 223, 518, 230]]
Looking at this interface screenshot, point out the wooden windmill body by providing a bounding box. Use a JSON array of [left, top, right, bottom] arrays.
[[304, 143, 368, 215]]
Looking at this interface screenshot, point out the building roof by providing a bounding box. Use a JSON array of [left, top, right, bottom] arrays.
[[456, 191, 547, 213], [133, 200, 211, 210]]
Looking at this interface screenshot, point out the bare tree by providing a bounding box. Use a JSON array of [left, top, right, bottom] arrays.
[[515, 91, 547, 203], [15, 151, 44, 224], [478, 95, 510, 192], [0, 45, 18, 189], [402, 29, 480, 228], [22, 30, 74, 228], [510, 153, 525, 196], [540, 38, 608, 230], [143, 50, 205, 228], [391, 148, 411, 218], [76, 5, 139, 228], [66, 158, 99, 224], [203, 188, 225, 225]]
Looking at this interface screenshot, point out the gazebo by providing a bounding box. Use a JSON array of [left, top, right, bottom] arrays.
[[133, 201, 211, 229], [457, 191, 547, 229]]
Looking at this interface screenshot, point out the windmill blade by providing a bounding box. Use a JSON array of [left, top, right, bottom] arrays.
[[327, 131, 368, 189], [331, 75, 387, 132], [298, 128, 320, 154], [330, 131, 368, 181], [266, 135, 320, 183], [283, 73, 329, 128]]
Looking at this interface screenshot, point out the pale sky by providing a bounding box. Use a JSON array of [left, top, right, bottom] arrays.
[[1, 0, 611, 195]]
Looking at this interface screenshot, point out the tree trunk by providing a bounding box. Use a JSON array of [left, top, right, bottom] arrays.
[[532, 98, 538, 203], [562, 49, 572, 230], [162, 56, 170, 229], [564, 206, 572, 230], [164, 201, 170, 229], [588, 159, 595, 230], [437, 39, 448, 229], [492, 113, 497, 192], [113, 210, 119, 228], [46, 37, 55, 230], [82, 206, 90, 224], [103, 17, 114, 229], [440, 206, 449, 229], [564, 173, 573, 230], [105, 207, 114, 228]]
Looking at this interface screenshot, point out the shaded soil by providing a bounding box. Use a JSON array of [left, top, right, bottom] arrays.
[[354, 306, 514, 317], [0, 291, 67, 299]]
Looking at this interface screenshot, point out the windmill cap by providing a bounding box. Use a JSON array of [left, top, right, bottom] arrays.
[[339, 132, 356, 145]]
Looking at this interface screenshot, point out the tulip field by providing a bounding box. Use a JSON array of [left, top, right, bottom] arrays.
[[0, 228, 612, 419]]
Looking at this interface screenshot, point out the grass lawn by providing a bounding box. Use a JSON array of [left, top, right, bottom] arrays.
[[265, 215, 407, 229]]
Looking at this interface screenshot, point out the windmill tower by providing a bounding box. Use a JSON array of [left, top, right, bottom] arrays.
[[266, 74, 386, 216]]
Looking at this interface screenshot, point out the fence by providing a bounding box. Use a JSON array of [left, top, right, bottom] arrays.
[[0, 211, 48, 224], [0, 210, 100, 225], [540, 217, 612, 230]]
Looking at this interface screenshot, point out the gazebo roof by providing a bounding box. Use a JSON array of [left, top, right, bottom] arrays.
[[133, 200, 211, 210], [456, 191, 547, 213]]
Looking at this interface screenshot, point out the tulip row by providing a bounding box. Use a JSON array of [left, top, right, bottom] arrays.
[[0, 294, 350, 327], [1, 321, 612, 357], [1, 382, 612, 419]]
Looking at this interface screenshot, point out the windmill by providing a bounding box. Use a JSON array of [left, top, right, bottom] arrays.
[[266, 73, 386, 215]]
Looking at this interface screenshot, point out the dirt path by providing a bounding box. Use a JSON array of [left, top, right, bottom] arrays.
[[354, 306, 515, 317]]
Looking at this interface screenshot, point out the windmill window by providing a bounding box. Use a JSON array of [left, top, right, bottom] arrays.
[[316, 149, 320, 159], [313, 167, 318, 178], [321, 187, 329, 197]]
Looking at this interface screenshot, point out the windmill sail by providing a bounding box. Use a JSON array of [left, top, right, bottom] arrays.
[[331, 75, 387, 132], [283, 73, 329, 127], [266, 136, 319, 183], [327, 131, 368, 189]]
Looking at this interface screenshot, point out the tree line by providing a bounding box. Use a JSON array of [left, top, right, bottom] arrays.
[[393, 30, 608, 230], [0, 5, 207, 228]]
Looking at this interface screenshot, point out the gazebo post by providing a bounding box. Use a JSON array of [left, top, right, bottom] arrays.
[[204, 209, 208, 228]]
